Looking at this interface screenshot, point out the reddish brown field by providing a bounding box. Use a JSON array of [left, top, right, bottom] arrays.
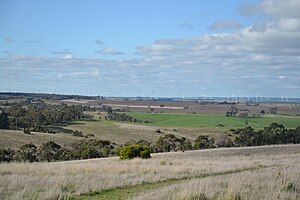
[[45, 99, 300, 115]]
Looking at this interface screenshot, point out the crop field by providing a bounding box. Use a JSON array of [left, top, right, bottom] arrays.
[[63, 120, 225, 144], [126, 113, 300, 129], [0, 144, 299, 200]]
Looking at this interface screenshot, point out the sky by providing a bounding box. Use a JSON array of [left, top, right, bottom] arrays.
[[0, 0, 300, 97]]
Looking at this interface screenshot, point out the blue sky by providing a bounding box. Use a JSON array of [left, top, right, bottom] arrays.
[[1, 0, 300, 97]]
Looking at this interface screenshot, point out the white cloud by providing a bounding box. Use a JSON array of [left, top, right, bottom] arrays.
[[278, 76, 286, 79], [1, 0, 300, 97], [62, 54, 73, 59], [95, 48, 123, 55]]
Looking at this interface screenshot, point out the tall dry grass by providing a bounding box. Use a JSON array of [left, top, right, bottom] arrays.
[[132, 162, 300, 200], [0, 145, 299, 200]]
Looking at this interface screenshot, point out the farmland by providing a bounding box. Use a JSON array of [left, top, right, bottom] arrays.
[[126, 112, 300, 129], [0, 94, 300, 200]]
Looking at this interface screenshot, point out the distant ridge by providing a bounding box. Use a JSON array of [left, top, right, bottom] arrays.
[[1, 92, 300, 103]]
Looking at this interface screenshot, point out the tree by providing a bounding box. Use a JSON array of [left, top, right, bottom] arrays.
[[38, 141, 61, 162], [0, 111, 9, 129], [262, 123, 286, 144], [269, 107, 278, 114], [234, 126, 256, 146], [154, 134, 180, 152], [194, 135, 215, 149], [17, 143, 38, 162], [226, 106, 239, 116]]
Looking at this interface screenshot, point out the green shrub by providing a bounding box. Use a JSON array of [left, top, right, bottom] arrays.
[[38, 141, 61, 162], [0, 148, 15, 162], [140, 148, 151, 159], [120, 145, 151, 160]]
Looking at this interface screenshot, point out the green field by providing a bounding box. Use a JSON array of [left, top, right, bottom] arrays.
[[126, 113, 300, 129]]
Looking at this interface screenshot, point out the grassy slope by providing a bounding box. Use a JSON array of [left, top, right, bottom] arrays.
[[126, 113, 300, 128], [64, 121, 163, 144], [0, 129, 81, 149], [0, 145, 299, 200]]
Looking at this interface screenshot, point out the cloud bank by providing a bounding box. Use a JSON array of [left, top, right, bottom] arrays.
[[1, 0, 300, 97]]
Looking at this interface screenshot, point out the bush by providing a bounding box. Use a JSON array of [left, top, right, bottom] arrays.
[[120, 145, 151, 160], [194, 135, 215, 149], [73, 130, 83, 137], [38, 141, 61, 162], [17, 143, 38, 162], [23, 128, 31, 134], [140, 148, 151, 159], [0, 148, 15, 162]]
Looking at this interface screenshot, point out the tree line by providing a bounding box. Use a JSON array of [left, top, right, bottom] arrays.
[[0, 139, 117, 163], [0, 103, 90, 131], [1, 123, 299, 163]]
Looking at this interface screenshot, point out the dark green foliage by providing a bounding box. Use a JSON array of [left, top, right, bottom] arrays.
[[0, 111, 9, 129], [154, 134, 193, 152], [73, 130, 84, 137], [234, 123, 300, 146], [31, 126, 56, 134], [4, 123, 300, 163], [6, 103, 86, 130], [119, 145, 151, 160], [106, 112, 151, 124], [0, 148, 15, 162], [106, 113, 135, 122], [226, 106, 239, 116], [139, 148, 151, 159], [23, 128, 31, 134], [136, 140, 153, 152], [38, 141, 61, 162], [17, 143, 38, 162], [269, 107, 278, 114], [68, 139, 114, 159], [234, 126, 256, 146], [194, 135, 215, 149]]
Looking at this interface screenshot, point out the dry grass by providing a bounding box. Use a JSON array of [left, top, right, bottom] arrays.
[[132, 165, 300, 200], [0, 129, 81, 149], [0, 145, 299, 200]]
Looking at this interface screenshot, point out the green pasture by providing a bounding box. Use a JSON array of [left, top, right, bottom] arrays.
[[126, 113, 300, 129]]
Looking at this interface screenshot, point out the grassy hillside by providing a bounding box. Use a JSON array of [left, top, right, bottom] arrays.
[[0, 145, 299, 200], [64, 120, 226, 144], [126, 113, 300, 128], [0, 129, 81, 149]]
